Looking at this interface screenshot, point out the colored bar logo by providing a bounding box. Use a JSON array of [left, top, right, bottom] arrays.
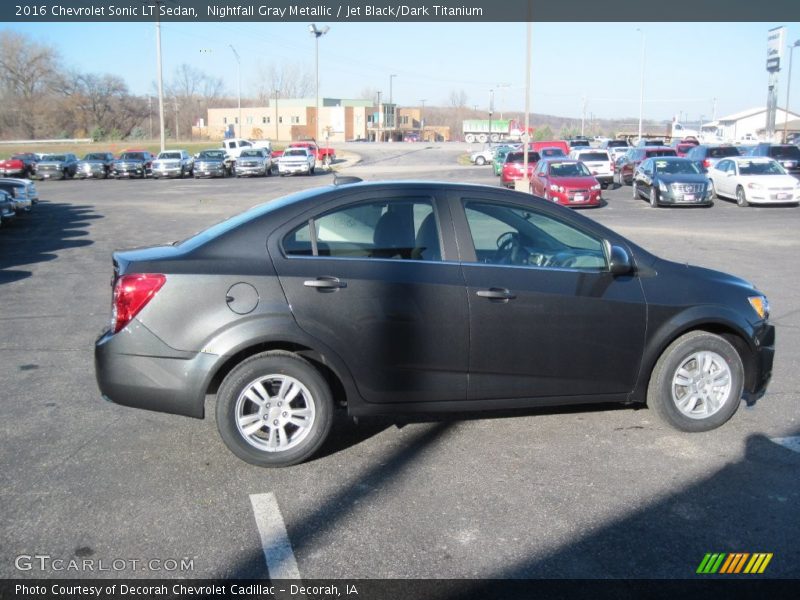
[[697, 553, 773, 574]]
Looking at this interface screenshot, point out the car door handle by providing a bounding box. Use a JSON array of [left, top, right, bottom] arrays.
[[304, 277, 347, 290], [476, 288, 516, 301]]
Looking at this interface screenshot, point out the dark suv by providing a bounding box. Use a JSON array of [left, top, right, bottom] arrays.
[[95, 181, 775, 467], [614, 147, 677, 185], [685, 145, 741, 171], [747, 143, 800, 176]]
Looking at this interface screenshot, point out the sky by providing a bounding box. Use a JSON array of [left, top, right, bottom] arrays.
[[7, 20, 800, 125]]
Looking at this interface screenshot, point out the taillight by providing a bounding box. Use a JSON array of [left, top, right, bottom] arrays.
[[703, 159, 712, 169], [111, 274, 166, 333]]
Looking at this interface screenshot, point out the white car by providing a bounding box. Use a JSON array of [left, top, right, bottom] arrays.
[[708, 157, 800, 207], [568, 148, 614, 188], [277, 147, 315, 176]]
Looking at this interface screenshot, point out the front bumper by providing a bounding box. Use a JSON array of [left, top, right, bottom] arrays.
[[95, 321, 218, 419], [77, 164, 107, 178], [658, 187, 713, 205], [744, 322, 775, 403], [0, 167, 26, 176], [11, 197, 32, 212], [235, 164, 267, 176], [37, 168, 66, 180], [114, 165, 147, 178], [152, 167, 184, 178], [278, 163, 311, 175], [194, 164, 226, 177]]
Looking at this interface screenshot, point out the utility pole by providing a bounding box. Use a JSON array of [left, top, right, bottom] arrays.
[[153, 0, 166, 153], [376, 90, 382, 141], [521, 19, 531, 192], [274, 90, 279, 141], [173, 97, 179, 142], [309, 24, 329, 145], [637, 28, 645, 144], [148, 95, 152, 140], [488, 88, 494, 143], [581, 95, 587, 136]]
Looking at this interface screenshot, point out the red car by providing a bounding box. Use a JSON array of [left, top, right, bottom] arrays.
[[500, 150, 541, 188], [672, 139, 700, 157], [530, 158, 602, 207], [0, 153, 38, 178]]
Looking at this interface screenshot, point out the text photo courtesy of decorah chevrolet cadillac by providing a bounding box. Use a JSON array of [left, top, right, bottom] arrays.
[[94, 180, 775, 468]]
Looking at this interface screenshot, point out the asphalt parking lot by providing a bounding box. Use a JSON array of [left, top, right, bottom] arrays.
[[1, 142, 799, 581]]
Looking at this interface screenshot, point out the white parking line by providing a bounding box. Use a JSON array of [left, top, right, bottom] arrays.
[[250, 492, 301, 580], [770, 436, 800, 453]]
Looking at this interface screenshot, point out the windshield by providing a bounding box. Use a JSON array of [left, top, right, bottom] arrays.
[[549, 161, 591, 177], [606, 141, 629, 148], [540, 148, 566, 157], [738, 160, 787, 175], [707, 147, 739, 158], [654, 160, 702, 175], [44, 155, 66, 161], [240, 150, 263, 157], [120, 152, 145, 160], [159, 152, 182, 160], [284, 149, 308, 157], [767, 145, 800, 159], [199, 151, 224, 159], [646, 149, 677, 158], [84, 153, 106, 160], [578, 152, 608, 161]]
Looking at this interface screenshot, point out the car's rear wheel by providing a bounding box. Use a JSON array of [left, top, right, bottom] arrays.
[[475, 156, 486, 166], [632, 181, 639, 199], [216, 351, 334, 467], [647, 331, 743, 432], [736, 186, 749, 207]]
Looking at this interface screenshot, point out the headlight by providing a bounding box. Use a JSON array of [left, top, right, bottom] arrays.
[[591, 184, 601, 191], [550, 184, 559, 191], [748, 296, 770, 320], [747, 182, 763, 190], [658, 181, 668, 192]]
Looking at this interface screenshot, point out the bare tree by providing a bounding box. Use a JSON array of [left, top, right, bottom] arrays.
[[0, 30, 60, 138], [448, 89, 468, 109], [164, 63, 224, 140], [359, 86, 380, 103], [253, 62, 313, 104]]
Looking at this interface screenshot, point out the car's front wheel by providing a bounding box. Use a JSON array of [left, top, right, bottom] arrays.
[[475, 156, 486, 166], [216, 351, 334, 467], [647, 331, 743, 432], [736, 186, 749, 207]]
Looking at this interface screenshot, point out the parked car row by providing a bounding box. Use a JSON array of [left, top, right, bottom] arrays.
[[0, 140, 336, 182], [0, 177, 39, 230]]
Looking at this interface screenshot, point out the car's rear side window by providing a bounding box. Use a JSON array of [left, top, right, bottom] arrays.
[[283, 199, 441, 261], [708, 147, 740, 158]]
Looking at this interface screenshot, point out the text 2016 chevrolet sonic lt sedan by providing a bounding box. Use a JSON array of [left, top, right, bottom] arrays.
[[95, 181, 775, 467]]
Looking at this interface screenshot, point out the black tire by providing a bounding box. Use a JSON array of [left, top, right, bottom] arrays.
[[736, 186, 749, 207], [216, 351, 334, 467], [632, 180, 640, 199], [647, 331, 744, 432], [310, 165, 316, 175], [708, 180, 717, 200], [650, 188, 659, 208]]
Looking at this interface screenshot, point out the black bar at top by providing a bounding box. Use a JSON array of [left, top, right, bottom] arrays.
[[2, 0, 800, 22]]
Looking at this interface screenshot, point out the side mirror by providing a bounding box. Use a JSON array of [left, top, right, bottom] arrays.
[[605, 242, 634, 276]]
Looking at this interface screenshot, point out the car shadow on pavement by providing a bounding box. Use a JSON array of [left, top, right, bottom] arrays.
[[212, 429, 799, 586], [0, 200, 100, 283]]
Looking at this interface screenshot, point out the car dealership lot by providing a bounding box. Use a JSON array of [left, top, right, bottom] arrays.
[[1, 143, 799, 580]]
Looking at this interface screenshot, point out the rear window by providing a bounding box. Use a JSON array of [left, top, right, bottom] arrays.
[[577, 152, 609, 161], [708, 147, 740, 159], [606, 140, 629, 148], [767, 145, 800, 159], [506, 151, 540, 163]]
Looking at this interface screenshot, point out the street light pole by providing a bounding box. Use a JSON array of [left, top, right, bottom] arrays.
[[389, 74, 397, 141], [376, 90, 382, 141], [637, 28, 645, 144], [309, 24, 330, 145], [154, 4, 165, 153], [229, 45, 241, 137], [783, 40, 800, 143]]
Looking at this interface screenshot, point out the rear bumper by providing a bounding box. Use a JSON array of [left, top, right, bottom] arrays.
[[95, 321, 217, 419]]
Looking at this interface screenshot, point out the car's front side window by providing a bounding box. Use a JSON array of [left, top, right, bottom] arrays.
[[462, 201, 607, 270], [283, 199, 441, 261]]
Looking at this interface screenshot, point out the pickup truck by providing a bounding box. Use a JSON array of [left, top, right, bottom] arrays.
[[222, 139, 272, 159], [272, 140, 335, 166], [0, 153, 38, 178], [277, 147, 315, 176]]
